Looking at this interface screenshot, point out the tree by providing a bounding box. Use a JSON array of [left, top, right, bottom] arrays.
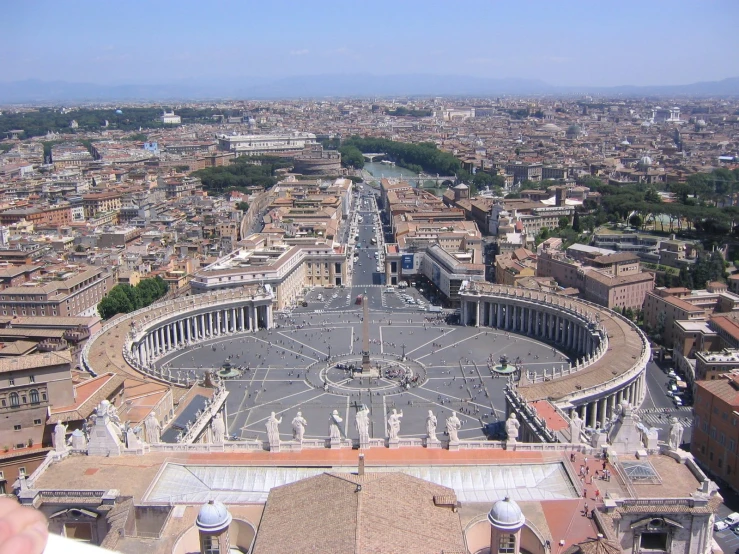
[[572, 211, 581, 232], [558, 216, 569, 230], [236, 201, 249, 212], [644, 188, 661, 203], [539, 227, 550, 240], [629, 214, 642, 228], [338, 145, 365, 169]]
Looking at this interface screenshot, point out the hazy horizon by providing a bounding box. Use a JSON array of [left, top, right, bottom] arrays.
[[2, 0, 738, 88]]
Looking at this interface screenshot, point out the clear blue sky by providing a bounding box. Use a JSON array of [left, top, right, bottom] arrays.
[[2, 0, 738, 87]]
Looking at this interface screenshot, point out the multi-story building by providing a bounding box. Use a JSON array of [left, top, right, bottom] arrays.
[[494, 248, 536, 286], [695, 349, 739, 381], [536, 247, 654, 311], [0, 351, 73, 454], [0, 265, 114, 318], [644, 286, 739, 348], [0, 204, 73, 227], [504, 162, 542, 183], [217, 132, 317, 156], [190, 235, 348, 309], [157, 175, 203, 199], [82, 192, 122, 218], [693, 374, 739, 489]]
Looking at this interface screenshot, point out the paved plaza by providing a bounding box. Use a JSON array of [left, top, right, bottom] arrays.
[[156, 291, 569, 443]]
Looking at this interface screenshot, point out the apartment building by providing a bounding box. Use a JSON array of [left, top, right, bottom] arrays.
[[644, 286, 739, 348], [494, 248, 536, 286], [692, 375, 739, 489], [0, 265, 114, 318], [536, 247, 654, 311], [0, 204, 73, 227], [82, 192, 122, 218], [0, 351, 74, 454]]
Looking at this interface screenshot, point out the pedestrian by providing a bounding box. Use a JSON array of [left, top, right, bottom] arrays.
[[595, 489, 600, 500], [583, 502, 588, 515], [583, 489, 587, 499]]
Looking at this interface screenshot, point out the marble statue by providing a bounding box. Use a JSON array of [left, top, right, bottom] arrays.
[[355, 405, 370, 446], [211, 412, 225, 445], [569, 411, 584, 445], [386, 409, 403, 440], [126, 427, 142, 449], [426, 410, 438, 441], [144, 414, 161, 444], [668, 417, 684, 450], [505, 413, 520, 442], [446, 412, 462, 442], [266, 412, 282, 446], [329, 409, 343, 440], [292, 412, 307, 442], [70, 429, 86, 450], [53, 421, 67, 452]]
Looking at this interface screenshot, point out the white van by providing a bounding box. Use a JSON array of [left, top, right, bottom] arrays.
[[725, 512, 739, 526]]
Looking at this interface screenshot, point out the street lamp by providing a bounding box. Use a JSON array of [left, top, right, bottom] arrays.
[[327, 344, 331, 361]]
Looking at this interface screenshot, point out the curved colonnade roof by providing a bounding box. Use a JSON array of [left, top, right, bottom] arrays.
[[85, 286, 269, 401], [463, 283, 647, 403]]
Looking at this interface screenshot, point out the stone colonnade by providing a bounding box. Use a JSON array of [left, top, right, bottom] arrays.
[[461, 298, 599, 358], [134, 301, 273, 366], [461, 292, 647, 425], [572, 374, 647, 430]]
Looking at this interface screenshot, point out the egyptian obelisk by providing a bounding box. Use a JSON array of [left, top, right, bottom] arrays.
[[361, 293, 371, 372]]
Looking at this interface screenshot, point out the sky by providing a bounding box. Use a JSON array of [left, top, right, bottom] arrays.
[[2, 0, 738, 87]]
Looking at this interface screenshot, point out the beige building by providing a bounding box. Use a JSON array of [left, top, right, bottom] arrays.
[[191, 234, 348, 309], [0, 265, 114, 318], [644, 285, 739, 348], [0, 351, 74, 453], [537, 247, 654, 311]]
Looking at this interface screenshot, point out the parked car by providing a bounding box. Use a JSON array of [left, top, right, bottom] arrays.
[[668, 370, 677, 378], [715, 520, 729, 531]]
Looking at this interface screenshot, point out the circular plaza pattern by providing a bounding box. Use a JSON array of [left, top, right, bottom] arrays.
[[154, 308, 569, 442], [81, 283, 649, 445]]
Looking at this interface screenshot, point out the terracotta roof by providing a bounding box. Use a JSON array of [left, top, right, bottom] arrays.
[[49, 372, 125, 423], [251, 472, 466, 554]]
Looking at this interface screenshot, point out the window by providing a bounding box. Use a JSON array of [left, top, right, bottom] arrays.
[[498, 534, 516, 554], [9, 393, 18, 408], [29, 376, 34, 384], [8, 378, 13, 386], [33, 419, 41, 426], [202, 535, 220, 554], [29, 390, 39, 404], [730, 440, 736, 452], [13, 425, 20, 431], [640, 532, 668, 551]]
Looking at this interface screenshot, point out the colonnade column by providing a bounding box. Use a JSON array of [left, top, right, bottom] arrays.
[[475, 301, 480, 327]]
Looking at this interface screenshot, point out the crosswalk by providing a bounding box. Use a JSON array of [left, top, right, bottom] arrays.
[[636, 407, 692, 428]]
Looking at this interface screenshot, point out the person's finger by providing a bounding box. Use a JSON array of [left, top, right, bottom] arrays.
[[0, 499, 21, 520], [0, 521, 48, 554], [0, 503, 47, 546]]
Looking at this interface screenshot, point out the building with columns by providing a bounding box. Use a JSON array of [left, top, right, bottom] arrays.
[[459, 282, 649, 432], [191, 234, 348, 309], [80, 286, 274, 385]]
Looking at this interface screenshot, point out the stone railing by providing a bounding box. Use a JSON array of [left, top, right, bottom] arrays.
[[179, 386, 229, 444]]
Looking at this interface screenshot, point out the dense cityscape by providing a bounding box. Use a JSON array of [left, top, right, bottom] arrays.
[[2, 1, 739, 553]]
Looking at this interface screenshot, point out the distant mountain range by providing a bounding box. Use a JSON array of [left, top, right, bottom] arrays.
[[1, 75, 739, 103]]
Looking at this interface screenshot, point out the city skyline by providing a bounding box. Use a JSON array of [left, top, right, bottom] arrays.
[[2, 0, 738, 89]]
